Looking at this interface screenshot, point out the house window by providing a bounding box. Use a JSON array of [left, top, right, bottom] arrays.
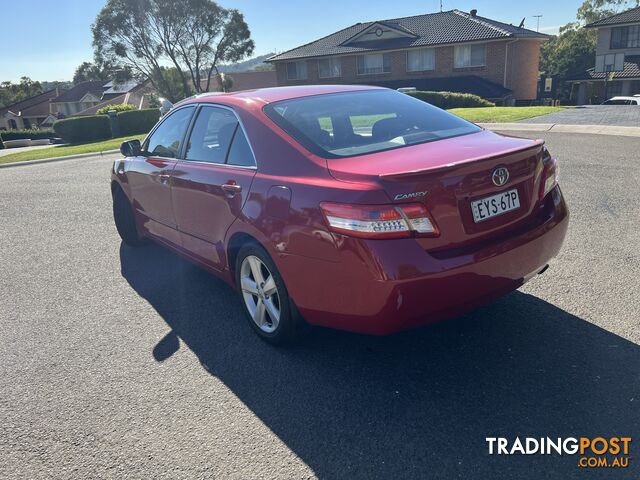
[[286, 61, 308, 80], [454, 44, 486, 68], [8, 119, 17, 129], [318, 58, 341, 78], [611, 25, 640, 49], [407, 48, 435, 72], [356, 53, 391, 75], [22, 118, 31, 129], [595, 53, 625, 73]]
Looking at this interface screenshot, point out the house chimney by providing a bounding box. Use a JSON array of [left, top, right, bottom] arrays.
[[470, 9, 477, 17]]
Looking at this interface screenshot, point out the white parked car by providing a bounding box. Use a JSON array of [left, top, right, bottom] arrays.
[[602, 96, 640, 105]]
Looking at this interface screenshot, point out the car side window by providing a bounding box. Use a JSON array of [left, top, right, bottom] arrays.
[[146, 106, 194, 158], [185, 106, 238, 164], [227, 127, 256, 167]]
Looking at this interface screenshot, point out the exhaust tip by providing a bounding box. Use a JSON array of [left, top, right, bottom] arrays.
[[537, 264, 549, 275]]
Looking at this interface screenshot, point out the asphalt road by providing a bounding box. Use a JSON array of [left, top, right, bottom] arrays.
[[1, 132, 639, 479]]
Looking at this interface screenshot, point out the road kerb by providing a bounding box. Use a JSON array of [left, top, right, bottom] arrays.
[[0, 149, 120, 169]]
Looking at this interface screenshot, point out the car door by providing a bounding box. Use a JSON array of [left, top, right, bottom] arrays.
[[171, 105, 257, 270], [126, 105, 195, 244]]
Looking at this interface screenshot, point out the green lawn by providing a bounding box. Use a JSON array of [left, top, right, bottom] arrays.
[[448, 106, 566, 123], [0, 106, 564, 165], [0, 134, 146, 165]]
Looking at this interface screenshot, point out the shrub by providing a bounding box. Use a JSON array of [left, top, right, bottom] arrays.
[[53, 115, 112, 143], [96, 103, 137, 115], [405, 91, 494, 109], [0, 128, 55, 141], [117, 109, 160, 136], [0, 136, 3, 149]]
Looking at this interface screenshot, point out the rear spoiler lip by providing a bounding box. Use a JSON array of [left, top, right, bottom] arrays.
[[378, 140, 545, 179]]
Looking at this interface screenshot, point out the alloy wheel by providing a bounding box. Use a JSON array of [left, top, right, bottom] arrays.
[[240, 255, 281, 333]]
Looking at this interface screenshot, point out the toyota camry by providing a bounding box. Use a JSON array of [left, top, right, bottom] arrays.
[[111, 85, 568, 344]]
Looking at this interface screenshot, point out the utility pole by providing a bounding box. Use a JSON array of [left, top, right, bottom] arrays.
[[533, 15, 543, 32], [440, 0, 443, 12]]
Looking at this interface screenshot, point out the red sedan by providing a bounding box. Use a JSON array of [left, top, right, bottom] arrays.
[[112, 85, 568, 344]]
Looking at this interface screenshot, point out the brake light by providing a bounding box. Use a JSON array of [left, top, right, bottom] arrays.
[[540, 149, 559, 199], [320, 202, 439, 239]]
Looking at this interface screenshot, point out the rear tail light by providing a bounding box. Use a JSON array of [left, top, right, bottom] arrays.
[[320, 202, 439, 239], [540, 149, 559, 199]]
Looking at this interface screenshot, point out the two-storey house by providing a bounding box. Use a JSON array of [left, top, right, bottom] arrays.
[[570, 6, 640, 104], [267, 9, 549, 104]]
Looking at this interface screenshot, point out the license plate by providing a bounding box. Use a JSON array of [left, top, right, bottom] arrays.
[[471, 189, 520, 223]]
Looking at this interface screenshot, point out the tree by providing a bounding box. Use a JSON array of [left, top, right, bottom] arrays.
[[576, 0, 639, 24], [153, 67, 190, 102], [253, 63, 275, 72], [540, 23, 596, 78], [92, 0, 254, 100], [72, 61, 118, 84], [216, 72, 233, 92], [0, 77, 43, 108]]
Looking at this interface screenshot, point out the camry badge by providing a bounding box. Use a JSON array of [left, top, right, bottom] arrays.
[[492, 167, 509, 187], [394, 191, 428, 201]]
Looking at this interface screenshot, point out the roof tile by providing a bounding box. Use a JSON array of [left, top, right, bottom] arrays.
[[586, 6, 640, 27], [569, 56, 640, 80], [268, 9, 548, 62]]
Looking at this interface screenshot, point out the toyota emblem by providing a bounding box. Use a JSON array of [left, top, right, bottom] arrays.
[[492, 167, 509, 187]]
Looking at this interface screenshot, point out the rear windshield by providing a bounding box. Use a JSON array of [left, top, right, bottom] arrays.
[[263, 89, 481, 158]]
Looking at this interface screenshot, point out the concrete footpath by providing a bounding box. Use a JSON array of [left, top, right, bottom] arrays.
[[478, 123, 640, 138]]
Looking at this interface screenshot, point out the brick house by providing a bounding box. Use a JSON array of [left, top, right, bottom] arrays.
[[568, 6, 640, 104], [267, 9, 549, 103], [0, 80, 157, 130], [0, 89, 63, 130]]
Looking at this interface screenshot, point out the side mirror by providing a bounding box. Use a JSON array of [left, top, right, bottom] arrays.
[[120, 139, 142, 157]]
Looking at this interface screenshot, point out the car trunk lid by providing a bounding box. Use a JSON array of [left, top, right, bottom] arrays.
[[327, 130, 546, 251]]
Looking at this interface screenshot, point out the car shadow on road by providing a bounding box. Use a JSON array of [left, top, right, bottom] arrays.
[[120, 243, 639, 480]]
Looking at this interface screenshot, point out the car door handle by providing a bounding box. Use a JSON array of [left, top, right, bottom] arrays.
[[221, 182, 242, 195], [158, 173, 170, 185]]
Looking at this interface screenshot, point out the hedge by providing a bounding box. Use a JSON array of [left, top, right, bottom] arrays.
[[53, 115, 112, 143], [96, 103, 136, 115], [0, 128, 55, 141], [405, 91, 494, 109], [117, 109, 160, 136]]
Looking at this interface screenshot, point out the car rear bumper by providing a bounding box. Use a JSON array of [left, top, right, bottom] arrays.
[[279, 187, 569, 335]]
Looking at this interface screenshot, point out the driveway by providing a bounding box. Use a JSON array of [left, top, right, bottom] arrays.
[[520, 105, 640, 126], [1, 132, 638, 479], [0, 144, 57, 158]]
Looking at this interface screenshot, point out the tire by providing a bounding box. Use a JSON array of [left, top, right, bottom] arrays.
[[112, 186, 147, 247], [235, 243, 305, 345]]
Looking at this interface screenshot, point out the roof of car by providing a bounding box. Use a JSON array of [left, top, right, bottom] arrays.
[[608, 96, 640, 101], [176, 85, 386, 107]]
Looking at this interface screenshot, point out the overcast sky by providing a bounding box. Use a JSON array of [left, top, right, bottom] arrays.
[[0, 0, 582, 82]]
